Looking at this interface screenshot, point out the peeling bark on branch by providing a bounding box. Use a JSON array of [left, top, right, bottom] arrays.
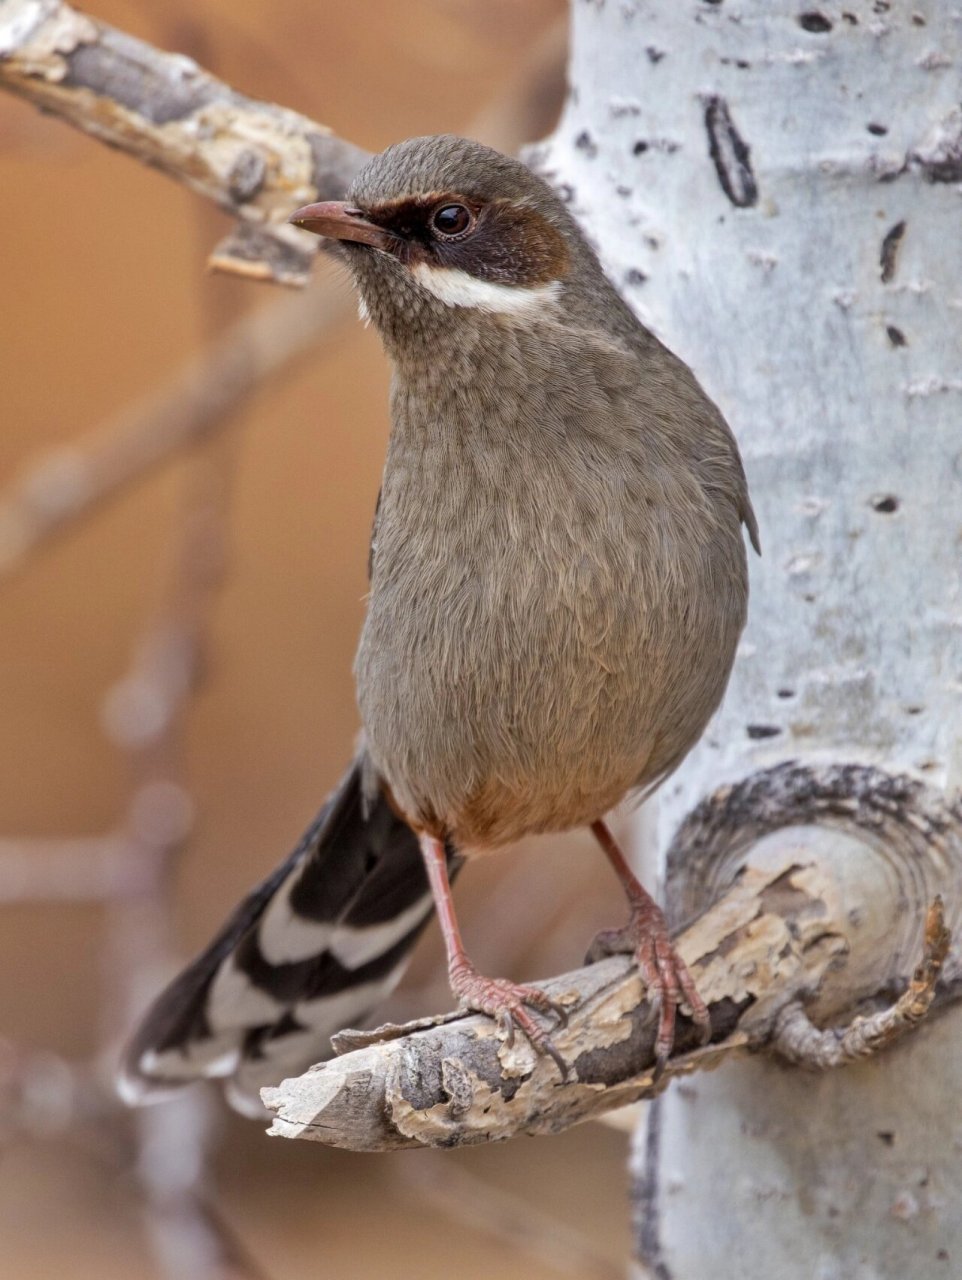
[[0, 0, 368, 283], [264, 766, 961, 1152]]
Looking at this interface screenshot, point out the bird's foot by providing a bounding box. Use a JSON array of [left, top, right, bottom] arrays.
[[586, 898, 710, 1075], [449, 961, 569, 1079]]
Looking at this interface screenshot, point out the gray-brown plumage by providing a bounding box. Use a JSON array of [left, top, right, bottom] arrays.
[[292, 134, 758, 1068], [120, 134, 758, 1106], [330, 138, 759, 850]]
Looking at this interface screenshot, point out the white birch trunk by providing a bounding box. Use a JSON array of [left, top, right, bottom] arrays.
[[536, 3, 962, 1276]]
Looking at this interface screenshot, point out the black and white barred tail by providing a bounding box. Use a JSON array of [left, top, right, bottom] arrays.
[[119, 758, 455, 1116]]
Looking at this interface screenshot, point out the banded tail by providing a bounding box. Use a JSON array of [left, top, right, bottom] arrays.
[[119, 758, 456, 1115]]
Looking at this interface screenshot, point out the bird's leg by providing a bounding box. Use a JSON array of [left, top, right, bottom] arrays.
[[419, 834, 568, 1078], [587, 819, 710, 1071]]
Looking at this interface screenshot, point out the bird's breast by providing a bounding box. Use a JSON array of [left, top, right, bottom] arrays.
[[354, 340, 748, 846]]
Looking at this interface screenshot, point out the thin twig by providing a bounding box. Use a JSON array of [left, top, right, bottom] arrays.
[[771, 896, 951, 1068], [0, 836, 134, 903], [0, 272, 351, 577], [399, 1153, 624, 1280], [105, 145, 265, 1276]]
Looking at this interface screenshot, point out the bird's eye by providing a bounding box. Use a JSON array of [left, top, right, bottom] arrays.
[[430, 204, 474, 237]]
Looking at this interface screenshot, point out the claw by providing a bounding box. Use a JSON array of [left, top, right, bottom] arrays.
[[422, 835, 570, 1080], [547, 997, 570, 1028], [588, 820, 711, 1068], [538, 1032, 569, 1082], [587, 899, 710, 1067], [510, 1005, 569, 1081], [496, 1007, 515, 1047], [450, 966, 569, 1080]]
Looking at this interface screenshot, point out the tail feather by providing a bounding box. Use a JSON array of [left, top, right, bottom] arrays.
[[119, 757, 453, 1114]]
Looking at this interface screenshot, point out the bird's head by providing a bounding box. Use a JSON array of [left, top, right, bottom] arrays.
[[289, 135, 621, 356]]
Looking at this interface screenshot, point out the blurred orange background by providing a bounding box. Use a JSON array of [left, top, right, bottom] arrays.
[[0, 2, 635, 1277]]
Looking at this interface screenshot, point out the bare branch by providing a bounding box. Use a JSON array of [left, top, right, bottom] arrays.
[[263, 811, 962, 1152], [0, 0, 369, 284]]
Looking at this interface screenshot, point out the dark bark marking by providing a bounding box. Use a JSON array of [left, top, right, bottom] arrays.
[[871, 494, 900, 513], [573, 996, 745, 1087], [880, 220, 906, 283], [747, 723, 782, 739], [63, 32, 221, 125], [666, 761, 962, 926], [886, 325, 907, 348], [393, 1028, 525, 1114], [704, 96, 758, 208], [575, 129, 598, 158], [798, 12, 834, 32], [227, 149, 266, 203], [634, 1099, 674, 1280], [912, 129, 962, 184]]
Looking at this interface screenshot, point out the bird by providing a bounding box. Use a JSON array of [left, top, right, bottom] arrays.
[[119, 134, 759, 1113]]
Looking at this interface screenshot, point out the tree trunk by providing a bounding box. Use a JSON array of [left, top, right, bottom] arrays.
[[534, 3, 962, 1276]]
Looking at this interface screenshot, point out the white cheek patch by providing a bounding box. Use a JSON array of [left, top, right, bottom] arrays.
[[410, 262, 561, 315]]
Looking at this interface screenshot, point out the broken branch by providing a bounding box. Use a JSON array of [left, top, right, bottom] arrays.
[[0, 0, 369, 283], [263, 765, 962, 1152]]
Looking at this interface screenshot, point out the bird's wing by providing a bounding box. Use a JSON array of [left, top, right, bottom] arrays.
[[368, 486, 382, 581], [119, 756, 454, 1115]]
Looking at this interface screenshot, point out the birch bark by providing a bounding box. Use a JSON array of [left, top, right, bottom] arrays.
[[535, 3, 962, 1275]]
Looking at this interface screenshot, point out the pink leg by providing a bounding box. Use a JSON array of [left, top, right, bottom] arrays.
[[419, 834, 568, 1077], [588, 820, 710, 1071]]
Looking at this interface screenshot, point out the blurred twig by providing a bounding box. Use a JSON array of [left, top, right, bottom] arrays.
[[0, 0, 368, 284], [398, 1153, 623, 1280], [137, 1093, 273, 1280], [0, 836, 135, 903], [100, 108, 286, 1272], [0, 272, 351, 577]]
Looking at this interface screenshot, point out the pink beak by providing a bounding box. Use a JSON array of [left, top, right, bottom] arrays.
[[287, 200, 393, 251]]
